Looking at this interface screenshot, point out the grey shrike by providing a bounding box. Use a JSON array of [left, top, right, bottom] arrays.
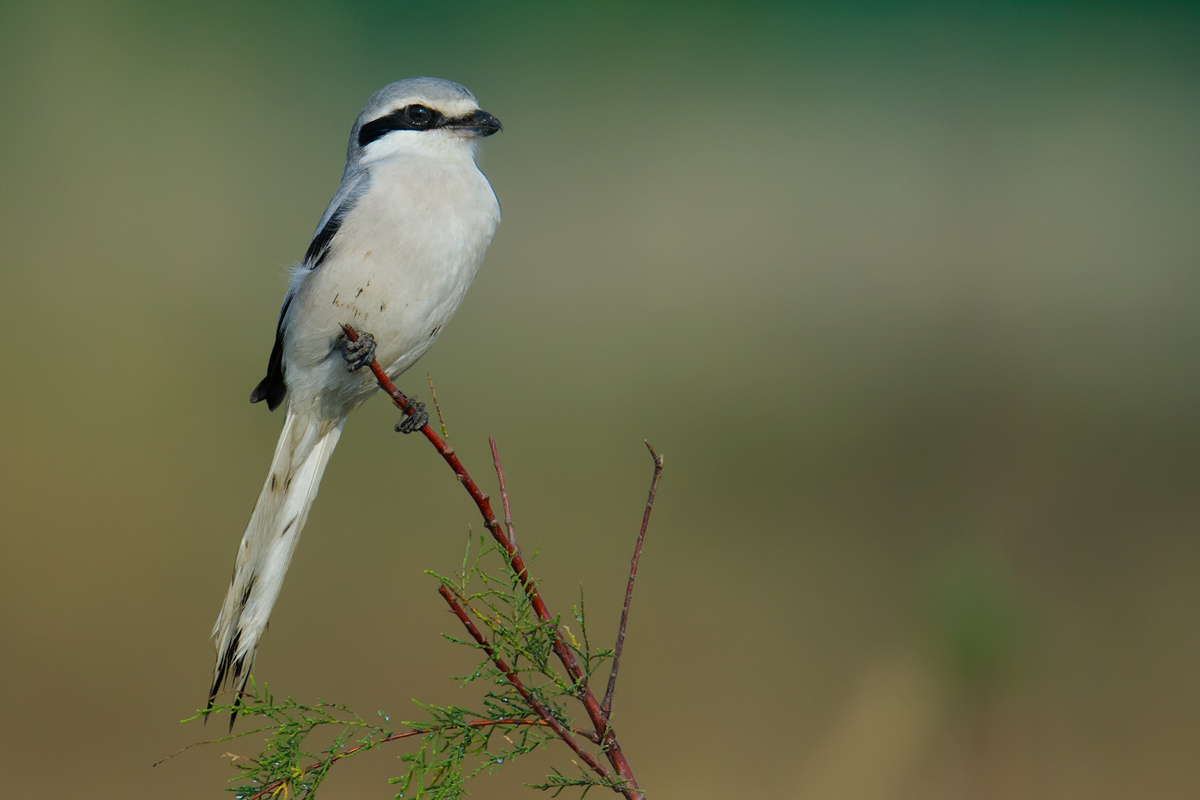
[[208, 78, 501, 721]]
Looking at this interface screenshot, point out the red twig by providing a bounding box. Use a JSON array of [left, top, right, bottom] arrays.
[[602, 441, 664, 719], [246, 717, 591, 800], [340, 325, 645, 799], [438, 585, 614, 782], [484, 436, 636, 785]]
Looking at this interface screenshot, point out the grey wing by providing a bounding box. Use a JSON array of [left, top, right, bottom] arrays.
[[249, 171, 371, 410]]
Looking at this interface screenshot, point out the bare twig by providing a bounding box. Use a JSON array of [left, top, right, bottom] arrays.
[[490, 438, 517, 548], [426, 373, 448, 440], [602, 441, 664, 719], [339, 324, 645, 799]]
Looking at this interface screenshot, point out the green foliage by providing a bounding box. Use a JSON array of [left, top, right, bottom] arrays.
[[529, 766, 624, 798], [193, 532, 622, 799], [190, 681, 396, 799]]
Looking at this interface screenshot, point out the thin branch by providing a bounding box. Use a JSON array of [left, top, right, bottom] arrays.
[[438, 585, 614, 783], [340, 325, 644, 799], [490, 438, 517, 547], [427, 373, 449, 440], [602, 441, 664, 719]]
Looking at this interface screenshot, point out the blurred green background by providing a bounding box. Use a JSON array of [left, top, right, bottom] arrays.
[[1, 1, 1198, 797]]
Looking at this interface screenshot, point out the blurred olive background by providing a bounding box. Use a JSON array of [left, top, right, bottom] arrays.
[[1, 1, 1198, 798]]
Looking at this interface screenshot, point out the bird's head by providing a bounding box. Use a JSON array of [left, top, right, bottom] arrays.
[[348, 77, 501, 165]]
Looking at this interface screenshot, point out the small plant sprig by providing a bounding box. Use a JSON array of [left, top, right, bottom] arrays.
[[192, 675, 595, 799], [180, 326, 661, 799], [185, 683, 397, 799]]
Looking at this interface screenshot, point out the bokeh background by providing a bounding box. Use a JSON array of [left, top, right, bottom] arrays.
[[1, 1, 1198, 798]]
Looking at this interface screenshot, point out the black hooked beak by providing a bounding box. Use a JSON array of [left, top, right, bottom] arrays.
[[447, 108, 502, 137]]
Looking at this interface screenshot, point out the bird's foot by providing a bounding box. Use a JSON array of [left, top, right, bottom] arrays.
[[395, 397, 428, 434], [337, 330, 377, 372]]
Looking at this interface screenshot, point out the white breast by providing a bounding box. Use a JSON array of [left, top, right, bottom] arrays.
[[282, 150, 500, 417]]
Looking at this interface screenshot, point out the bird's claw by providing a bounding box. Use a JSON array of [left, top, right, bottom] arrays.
[[395, 398, 428, 434], [338, 331, 377, 372]]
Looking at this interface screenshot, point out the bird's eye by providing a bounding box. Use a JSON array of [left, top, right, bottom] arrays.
[[405, 104, 433, 126]]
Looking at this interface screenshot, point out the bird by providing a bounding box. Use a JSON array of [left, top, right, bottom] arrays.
[[208, 77, 502, 725]]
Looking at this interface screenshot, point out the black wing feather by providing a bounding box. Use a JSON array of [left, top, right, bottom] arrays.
[[249, 188, 359, 411], [302, 209, 345, 269], [249, 294, 291, 410]]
